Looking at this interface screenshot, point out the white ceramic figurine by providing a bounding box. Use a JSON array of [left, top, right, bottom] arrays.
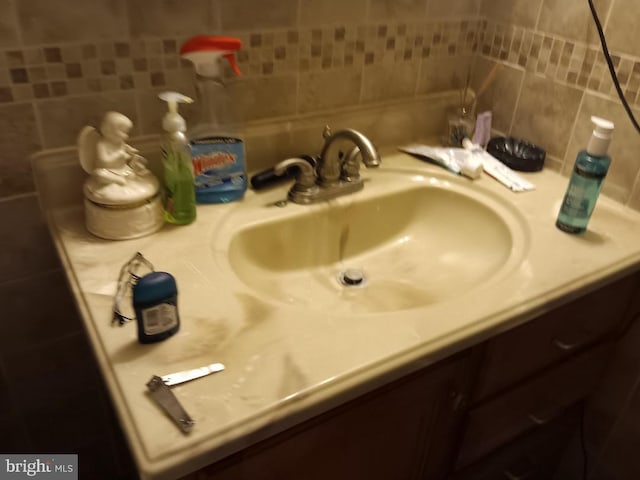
[[78, 112, 164, 240]]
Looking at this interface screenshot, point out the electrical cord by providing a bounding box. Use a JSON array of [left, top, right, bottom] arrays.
[[588, 0, 640, 135]]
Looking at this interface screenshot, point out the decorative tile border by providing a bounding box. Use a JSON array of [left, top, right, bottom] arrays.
[[0, 20, 481, 104], [1, 19, 638, 108], [479, 20, 640, 108]]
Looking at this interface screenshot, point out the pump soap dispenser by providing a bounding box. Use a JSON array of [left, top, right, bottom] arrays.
[[556, 116, 614, 234], [180, 36, 247, 204], [159, 91, 196, 225]]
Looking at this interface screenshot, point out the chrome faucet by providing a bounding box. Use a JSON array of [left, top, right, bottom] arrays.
[[273, 126, 381, 204]]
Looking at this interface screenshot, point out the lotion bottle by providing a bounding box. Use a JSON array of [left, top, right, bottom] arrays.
[[556, 116, 614, 234], [159, 92, 196, 225]]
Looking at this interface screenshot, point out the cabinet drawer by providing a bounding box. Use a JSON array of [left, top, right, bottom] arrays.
[[457, 342, 611, 469], [474, 275, 636, 402], [450, 407, 579, 480]]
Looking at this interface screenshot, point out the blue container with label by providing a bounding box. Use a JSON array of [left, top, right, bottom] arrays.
[[191, 136, 247, 203], [133, 272, 180, 344]]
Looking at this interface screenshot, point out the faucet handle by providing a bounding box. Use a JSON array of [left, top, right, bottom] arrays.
[[274, 157, 317, 190]]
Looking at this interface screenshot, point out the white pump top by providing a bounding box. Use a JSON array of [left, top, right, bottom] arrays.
[[587, 115, 614, 157], [182, 51, 227, 77], [158, 92, 193, 133]]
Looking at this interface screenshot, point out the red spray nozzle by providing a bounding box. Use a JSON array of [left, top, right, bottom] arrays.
[[180, 35, 243, 76]]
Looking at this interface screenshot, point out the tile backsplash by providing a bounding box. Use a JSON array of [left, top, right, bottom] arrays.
[[0, 0, 484, 198], [473, 0, 640, 208], [0, 0, 639, 204]]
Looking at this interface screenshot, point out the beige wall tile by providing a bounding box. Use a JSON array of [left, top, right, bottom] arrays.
[[0, 0, 19, 47], [537, 0, 611, 45], [361, 61, 420, 104], [36, 92, 138, 149], [336, 97, 452, 147], [128, 0, 215, 38], [298, 68, 362, 114], [605, 0, 640, 57], [299, 0, 369, 26], [368, 0, 427, 21], [230, 74, 298, 121], [417, 55, 474, 95], [245, 94, 459, 173], [543, 154, 563, 173], [0, 103, 41, 196], [566, 93, 640, 204], [220, 0, 297, 30], [480, 0, 541, 28], [472, 57, 524, 133], [511, 73, 582, 158], [16, 0, 127, 45], [427, 0, 481, 18], [244, 127, 315, 173]]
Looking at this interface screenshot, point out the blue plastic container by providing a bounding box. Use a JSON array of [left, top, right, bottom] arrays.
[[133, 272, 180, 344]]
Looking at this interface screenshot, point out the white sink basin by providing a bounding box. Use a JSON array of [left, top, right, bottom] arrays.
[[215, 169, 528, 314]]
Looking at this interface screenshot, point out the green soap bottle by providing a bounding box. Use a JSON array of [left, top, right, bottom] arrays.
[[556, 116, 614, 234], [159, 92, 197, 225]]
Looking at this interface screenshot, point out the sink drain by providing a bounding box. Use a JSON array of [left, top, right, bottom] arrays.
[[338, 268, 366, 287]]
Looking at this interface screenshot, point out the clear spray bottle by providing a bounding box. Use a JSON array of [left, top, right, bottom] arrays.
[[180, 36, 246, 204], [556, 116, 614, 234]]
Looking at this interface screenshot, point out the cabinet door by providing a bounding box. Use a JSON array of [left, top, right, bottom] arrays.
[[457, 342, 611, 468], [184, 354, 471, 480], [450, 407, 580, 480], [473, 275, 637, 402]]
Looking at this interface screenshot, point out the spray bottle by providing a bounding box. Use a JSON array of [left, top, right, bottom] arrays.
[[159, 91, 196, 225], [556, 116, 614, 234], [180, 36, 246, 204]]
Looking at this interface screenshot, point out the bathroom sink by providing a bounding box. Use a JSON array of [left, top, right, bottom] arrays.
[[216, 169, 527, 314]]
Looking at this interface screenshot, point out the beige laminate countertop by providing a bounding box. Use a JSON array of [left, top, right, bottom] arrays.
[[37, 148, 640, 480]]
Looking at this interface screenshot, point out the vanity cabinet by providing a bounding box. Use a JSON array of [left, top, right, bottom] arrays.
[[180, 352, 474, 480], [453, 273, 639, 477], [179, 274, 639, 480]]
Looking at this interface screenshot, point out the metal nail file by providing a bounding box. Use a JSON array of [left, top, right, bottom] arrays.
[[146, 375, 195, 434], [161, 362, 225, 386]]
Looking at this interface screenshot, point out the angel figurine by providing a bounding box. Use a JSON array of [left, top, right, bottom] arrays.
[[78, 112, 159, 205]]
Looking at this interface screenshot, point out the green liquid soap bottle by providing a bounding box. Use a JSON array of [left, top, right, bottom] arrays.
[[180, 36, 247, 204], [556, 116, 614, 234], [159, 91, 197, 225]]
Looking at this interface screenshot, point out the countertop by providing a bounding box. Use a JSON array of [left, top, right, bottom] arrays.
[[36, 148, 640, 480]]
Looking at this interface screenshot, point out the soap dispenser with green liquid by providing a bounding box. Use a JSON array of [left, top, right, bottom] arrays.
[[159, 91, 197, 225]]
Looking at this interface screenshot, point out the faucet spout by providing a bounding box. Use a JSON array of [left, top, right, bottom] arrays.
[[272, 126, 380, 205], [318, 128, 381, 185]]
